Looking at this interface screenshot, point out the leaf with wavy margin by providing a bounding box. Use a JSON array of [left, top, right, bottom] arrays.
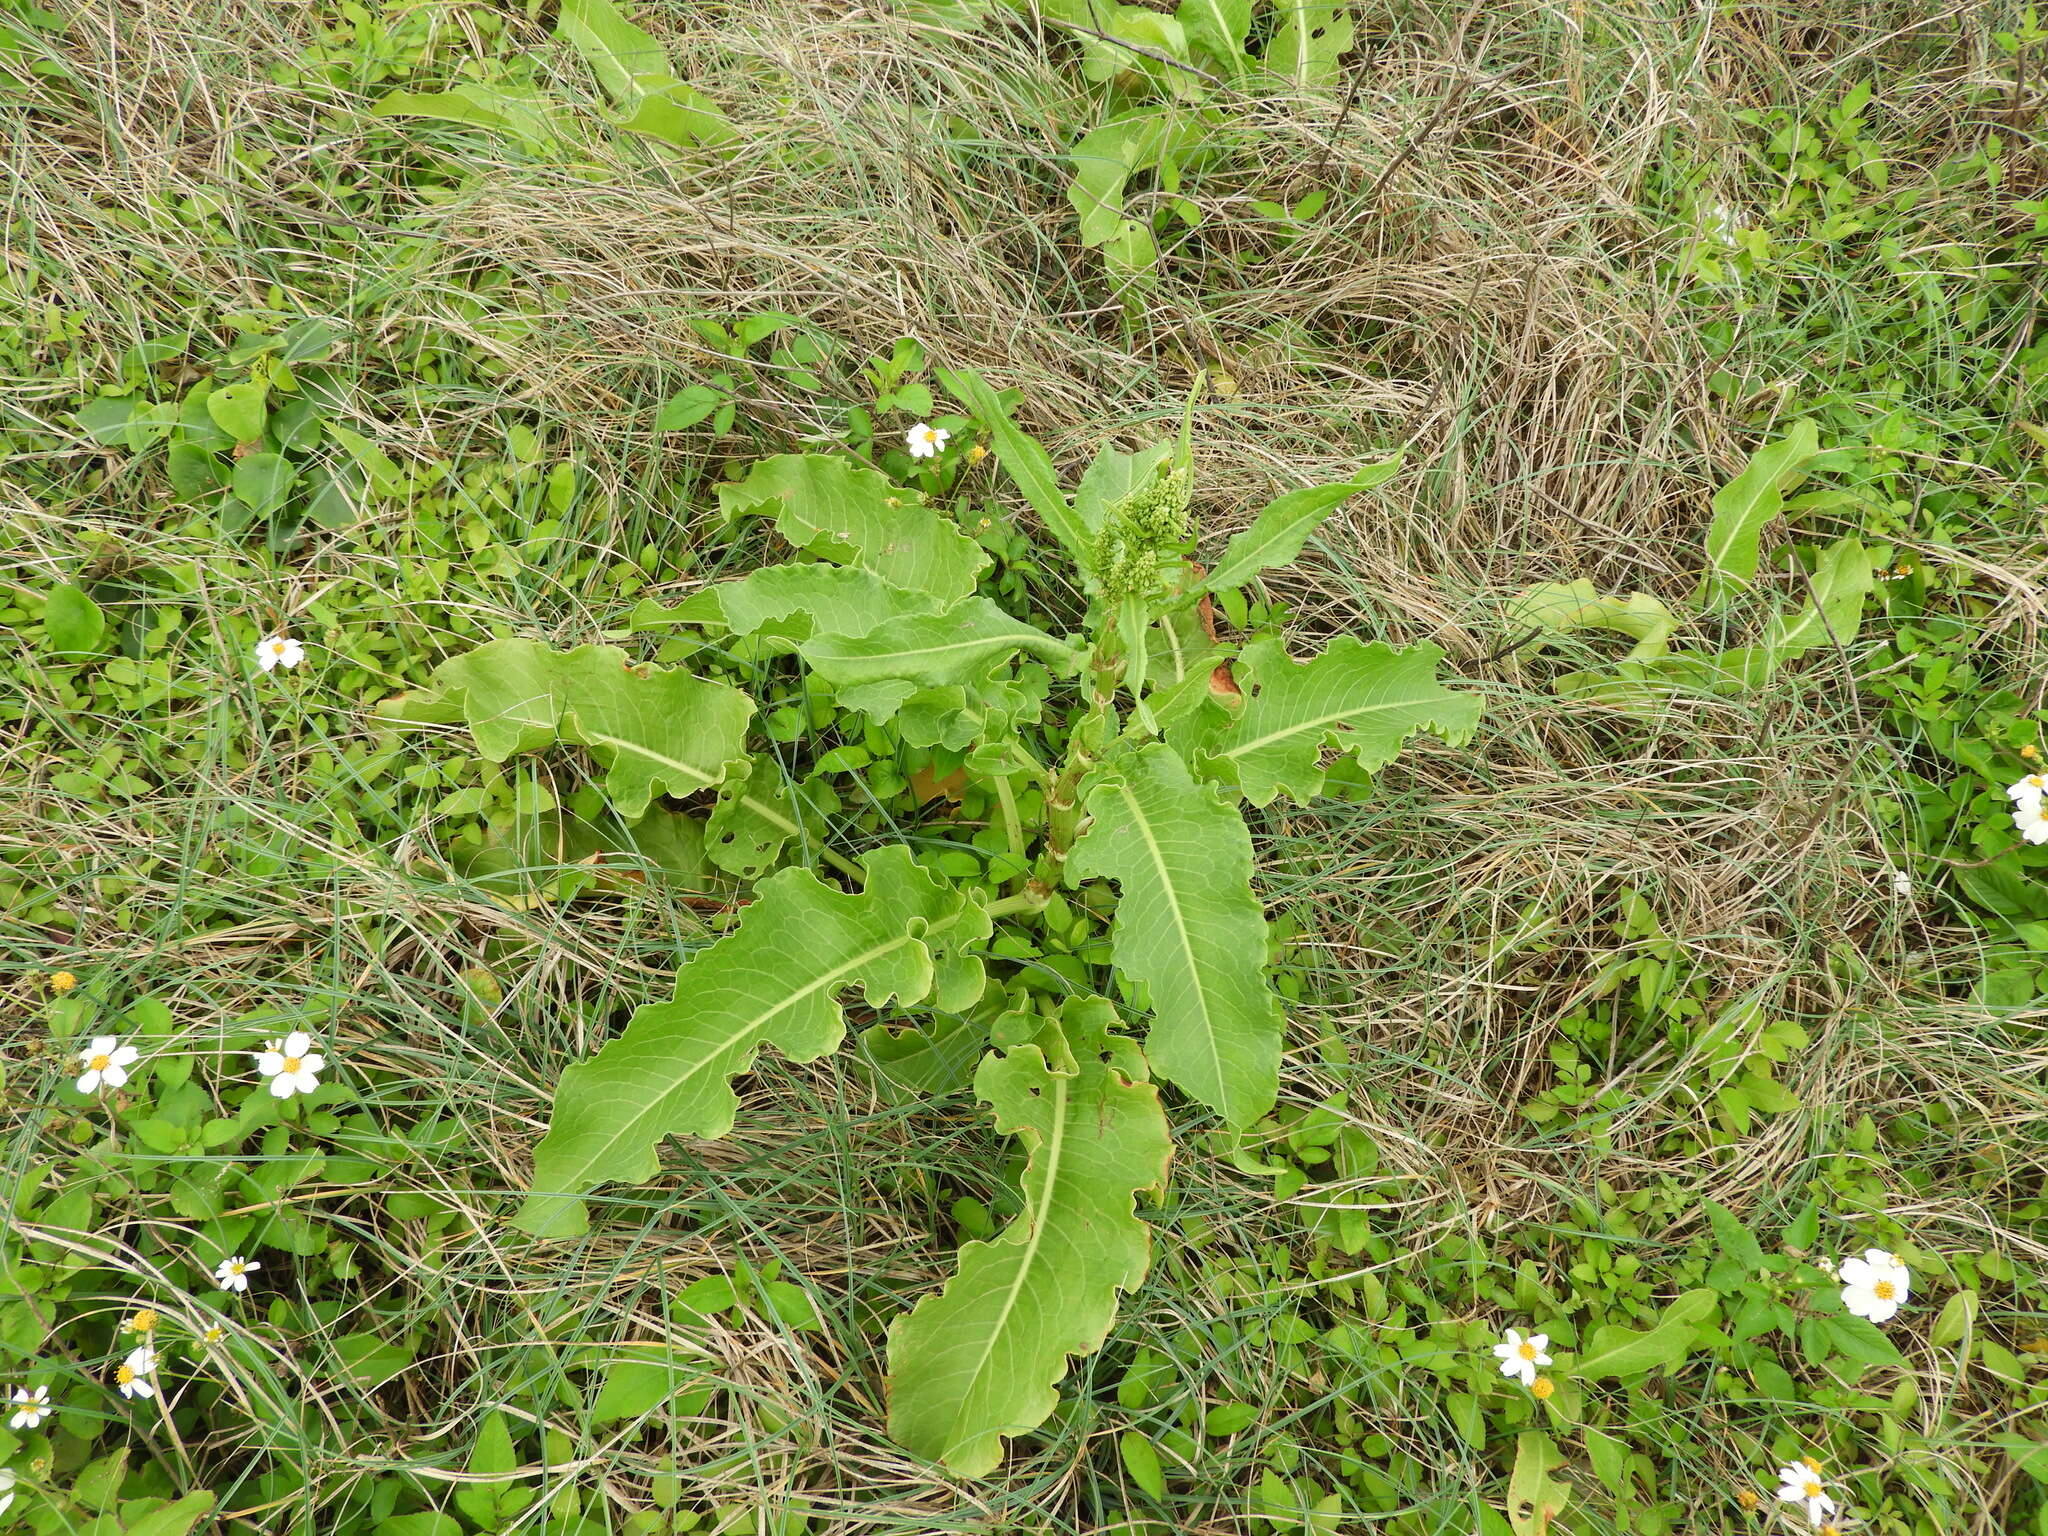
[[801, 598, 1080, 689], [1195, 635, 1480, 806], [515, 846, 989, 1236], [886, 1002, 1169, 1475], [420, 640, 753, 818], [1069, 744, 1281, 1127], [719, 454, 986, 601]]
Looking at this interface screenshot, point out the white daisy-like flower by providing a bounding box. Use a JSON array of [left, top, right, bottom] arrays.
[[1839, 1248, 1910, 1324], [1491, 1327, 1551, 1387], [2006, 773, 2048, 805], [2014, 800, 2048, 845], [254, 1032, 325, 1099], [904, 422, 949, 459], [73, 1035, 138, 1093], [213, 1255, 260, 1293], [1889, 868, 1912, 896], [1701, 201, 1743, 246], [115, 1346, 156, 1400], [1776, 1458, 1835, 1524], [0, 1466, 15, 1519], [255, 634, 305, 672], [6, 1385, 50, 1431]]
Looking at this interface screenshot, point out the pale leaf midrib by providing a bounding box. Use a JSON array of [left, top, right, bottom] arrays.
[[577, 726, 722, 788], [936, 1070, 1072, 1464], [552, 929, 918, 1183], [1119, 780, 1228, 1117]]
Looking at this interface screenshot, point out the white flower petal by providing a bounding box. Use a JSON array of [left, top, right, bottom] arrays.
[[255, 1051, 285, 1076], [269, 1074, 298, 1099], [75, 1070, 101, 1093], [283, 1031, 313, 1057], [89, 1035, 120, 1056], [109, 1046, 138, 1067], [297, 1052, 327, 1076]]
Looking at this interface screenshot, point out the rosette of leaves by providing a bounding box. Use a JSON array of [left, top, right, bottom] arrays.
[[386, 370, 1478, 1477]]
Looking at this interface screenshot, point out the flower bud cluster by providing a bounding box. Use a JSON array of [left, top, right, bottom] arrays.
[[1092, 461, 1192, 602]]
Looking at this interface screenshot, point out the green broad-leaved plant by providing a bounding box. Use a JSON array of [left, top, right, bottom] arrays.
[[383, 373, 1479, 1476]]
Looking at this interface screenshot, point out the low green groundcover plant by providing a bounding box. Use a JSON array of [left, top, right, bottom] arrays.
[[380, 371, 1478, 1472]]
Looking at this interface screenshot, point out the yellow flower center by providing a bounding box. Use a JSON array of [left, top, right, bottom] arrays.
[[1801, 1457, 1822, 1473], [128, 1310, 157, 1333], [271, 640, 287, 655], [88, 1054, 110, 1071], [117, 1366, 135, 1385], [1530, 1376, 1554, 1400], [204, 1326, 224, 1342], [51, 972, 76, 991], [1873, 1279, 1896, 1300], [280, 1056, 302, 1074], [1736, 1489, 1759, 1510], [1517, 1341, 1538, 1359], [1803, 1480, 1823, 1498]]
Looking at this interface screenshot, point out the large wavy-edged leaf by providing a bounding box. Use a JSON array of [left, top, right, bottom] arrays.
[[556, 0, 666, 98], [886, 1007, 1170, 1475], [643, 563, 946, 648], [515, 846, 989, 1236], [1175, 0, 1251, 73], [1759, 535, 1871, 661], [1267, 1, 1354, 90], [801, 598, 1080, 689], [719, 454, 986, 601], [1196, 635, 1480, 807], [937, 370, 1093, 566], [1198, 461, 1400, 598], [703, 755, 841, 879], [1069, 744, 1280, 1127], [417, 640, 753, 818], [1696, 419, 1821, 606]]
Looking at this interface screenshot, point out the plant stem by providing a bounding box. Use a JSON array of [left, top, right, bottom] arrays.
[[992, 770, 1026, 868], [983, 887, 1050, 921]]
